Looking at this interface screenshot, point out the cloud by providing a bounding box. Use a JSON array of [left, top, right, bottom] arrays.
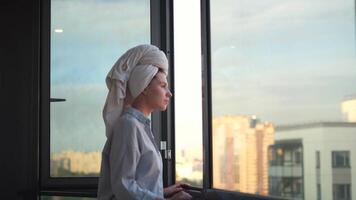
[[211, 58, 356, 124], [210, 0, 354, 50]]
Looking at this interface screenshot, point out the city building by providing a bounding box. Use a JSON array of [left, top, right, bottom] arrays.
[[176, 148, 203, 186], [212, 115, 275, 195], [51, 150, 101, 176], [342, 97, 356, 122], [271, 122, 356, 200]]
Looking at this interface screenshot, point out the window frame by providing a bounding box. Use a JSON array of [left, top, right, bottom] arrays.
[[201, 0, 213, 190], [332, 151, 351, 168], [40, 0, 171, 196], [151, 0, 175, 188], [199, 0, 297, 199], [333, 184, 352, 200], [317, 183, 321, 200], [316, 151, 321, 169]]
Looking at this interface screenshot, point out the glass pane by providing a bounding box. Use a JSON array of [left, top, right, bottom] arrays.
[[173, 0, 203, 186], [50, 0, 150, 177], [333, 151, 350, 167], [211, 0, 356, 199]]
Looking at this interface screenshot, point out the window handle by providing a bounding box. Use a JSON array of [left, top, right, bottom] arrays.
[[50, 98, 66, 102], [160, 141, 172, 160]]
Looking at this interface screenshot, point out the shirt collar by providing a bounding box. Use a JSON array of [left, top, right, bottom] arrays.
[[124, 106, 151, 126]]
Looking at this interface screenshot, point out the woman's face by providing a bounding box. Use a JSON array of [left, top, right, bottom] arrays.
[[145, 72, 172, 111]]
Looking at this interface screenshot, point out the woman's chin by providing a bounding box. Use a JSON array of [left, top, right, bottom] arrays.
[[159, 105, 168, 111]]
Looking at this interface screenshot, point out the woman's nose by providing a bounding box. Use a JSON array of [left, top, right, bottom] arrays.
[[167, 90, 173, 98]]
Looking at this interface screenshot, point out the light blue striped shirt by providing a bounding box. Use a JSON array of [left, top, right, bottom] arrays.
[[98, 107, 164, 200]]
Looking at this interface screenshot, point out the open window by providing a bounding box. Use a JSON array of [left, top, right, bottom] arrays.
[[40, 0, 174, 197], [174, 0, 356, 199], [40, 0, 356, 199]]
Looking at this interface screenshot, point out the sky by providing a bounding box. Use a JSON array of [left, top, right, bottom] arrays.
[[50, 0, 150, 152], [210, 0, 356, 125], [50, 0, 356, 153]]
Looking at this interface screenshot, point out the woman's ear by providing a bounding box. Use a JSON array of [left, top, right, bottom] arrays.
[[142, 87, 149, 95]]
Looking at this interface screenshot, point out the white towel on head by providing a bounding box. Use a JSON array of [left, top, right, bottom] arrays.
[[128, 64, 158, 99], [103, 44, 168, 138]]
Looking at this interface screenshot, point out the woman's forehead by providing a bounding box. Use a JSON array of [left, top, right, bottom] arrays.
[[155, 72, 168, 83]]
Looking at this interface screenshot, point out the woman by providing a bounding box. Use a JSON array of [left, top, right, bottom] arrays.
[[97, 44, 192, 200]]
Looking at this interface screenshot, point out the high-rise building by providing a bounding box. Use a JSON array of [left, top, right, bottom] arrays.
[[268, 139, 303, 199], [271, 122, 356, 200], [342, 97, 356, 122], [212, 115, 275, 195]]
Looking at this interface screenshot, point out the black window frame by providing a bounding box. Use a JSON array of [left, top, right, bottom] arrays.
[[40, 0, 173, 197], [38, 0, 315, 199], [197, 0, 289, 199], [201, 0, 213, 191]]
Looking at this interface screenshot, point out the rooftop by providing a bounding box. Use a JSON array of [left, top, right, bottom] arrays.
[[276, 121, 356, 131]]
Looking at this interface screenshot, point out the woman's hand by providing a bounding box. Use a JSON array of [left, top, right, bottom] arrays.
[[167, 191, 192, 200], [164, 183, 184, 198]]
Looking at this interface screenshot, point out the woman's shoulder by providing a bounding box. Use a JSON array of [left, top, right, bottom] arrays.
[[115, 112, 140, 130], [120, 111, 138, 122], [110, 114, 140, 141]]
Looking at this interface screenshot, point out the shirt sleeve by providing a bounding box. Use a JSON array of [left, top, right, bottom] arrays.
[[109, 117, 161, 200]]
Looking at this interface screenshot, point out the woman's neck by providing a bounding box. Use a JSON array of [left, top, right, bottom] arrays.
[[131, 101, 152, 118]]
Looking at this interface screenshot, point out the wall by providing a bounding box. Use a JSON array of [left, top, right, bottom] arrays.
[[0, 0, 39, 199]]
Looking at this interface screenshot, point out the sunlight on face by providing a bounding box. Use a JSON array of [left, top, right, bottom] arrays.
[[146, 72, 172, 111]]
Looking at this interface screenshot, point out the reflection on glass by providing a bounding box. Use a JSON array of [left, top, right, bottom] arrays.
[[50, 0, 150, 177], [211, 0, 356, 199], [173, 0, 203, 186]]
